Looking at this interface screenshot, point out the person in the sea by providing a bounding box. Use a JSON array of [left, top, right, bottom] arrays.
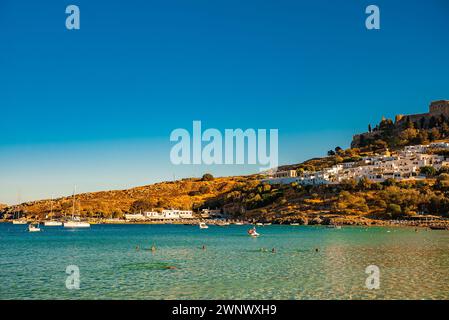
[[271, 248, 276, 253], [315, 248, 319, 252], [151, 244, 156, 252], [202, 245, 206, 250], [136, 245, 140, 251]]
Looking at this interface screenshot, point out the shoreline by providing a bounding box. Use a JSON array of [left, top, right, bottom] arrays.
[[2, 217, 448, 229]]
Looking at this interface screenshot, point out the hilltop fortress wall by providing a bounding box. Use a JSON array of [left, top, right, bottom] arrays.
[[352, 100, 449, 148]]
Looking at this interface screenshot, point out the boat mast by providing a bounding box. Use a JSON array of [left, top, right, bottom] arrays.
[[72, 186, 76, 220], [50, 196, 53, 218]]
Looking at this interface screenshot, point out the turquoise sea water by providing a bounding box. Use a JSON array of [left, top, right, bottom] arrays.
[[0, 223, 448, 300]]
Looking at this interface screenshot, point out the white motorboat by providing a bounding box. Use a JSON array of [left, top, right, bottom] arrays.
[[256, 223, 263, 226], [44, 221, 63, 226], [234, 222, 244, 225], [28, 223, 41, 232], [247, 227, 260, 237], [290, 223, 300, 226], [199, 222, 209, 229], [64, 220, 90, 228], [327, 225, 342, 229], [12, 219, 28, 225]]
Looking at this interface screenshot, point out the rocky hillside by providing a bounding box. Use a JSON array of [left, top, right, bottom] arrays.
[[1, 175, 259, 219]]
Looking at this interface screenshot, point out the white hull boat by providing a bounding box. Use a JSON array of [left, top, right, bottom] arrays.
[[12, 220, 28, 225], [199, 222, 209, 229], [28, 224, 41, 232], [247, 227, 260, 237], [64, 221, 91, 228], [63, 187, 90, 228], [44, 221, 63, 226]]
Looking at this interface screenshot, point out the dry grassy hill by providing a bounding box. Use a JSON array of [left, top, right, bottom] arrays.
[[3, 175, 259, 219]]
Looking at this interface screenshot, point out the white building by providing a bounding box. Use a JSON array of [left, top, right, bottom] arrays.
[[430, 142, 449, 149], [160, 209, 193, 219]]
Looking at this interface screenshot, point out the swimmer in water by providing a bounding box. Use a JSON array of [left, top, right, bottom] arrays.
[[315, 248, 319, 252], [151, 244, 156, 252], [271, 248, 276, 253], [202, 245, 206, 250], [136, 245, 140, 251]]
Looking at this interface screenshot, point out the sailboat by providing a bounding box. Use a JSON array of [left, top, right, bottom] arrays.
[[63, 187, 90, 228], [12, 195, 27, 224], [43, 197, 62, 226]]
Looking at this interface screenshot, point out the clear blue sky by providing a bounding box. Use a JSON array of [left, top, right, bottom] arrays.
[[1, 0, 449, 204]]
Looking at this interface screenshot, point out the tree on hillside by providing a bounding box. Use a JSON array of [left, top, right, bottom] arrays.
[[420, 166, 437, 177], [201, 173, 214, 181], [386, 204, 402, 218], [412, 130, 429, 145], [334, 146, 343, 154], [405, 116, 414, 129], [435, 173, 449, 190], [419, 117, 426, 129], [429, 128, 441, 141], [129, 200, 154, 213]]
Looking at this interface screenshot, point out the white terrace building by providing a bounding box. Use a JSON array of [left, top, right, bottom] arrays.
[[126, 209, 194, 221], [146, 209, 194, 220], [263, 144, 449, 186]]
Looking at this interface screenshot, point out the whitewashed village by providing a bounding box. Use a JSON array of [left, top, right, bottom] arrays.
[[264, 142, 449, 186], [127, 141, 449, 222]]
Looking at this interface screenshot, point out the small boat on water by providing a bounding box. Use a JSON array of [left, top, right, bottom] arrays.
[[199, 222, 209, 229], [44, 221, 63, 226], [234, 222, 244, 225], [63, 187, 90, 228], [64, 220, 91, 228], [28, 223, 41, 232], [247, 227, 260, 237], [256, 223, 263, 226], [264, 223, 272, 226], [327, 225, 342, 229], [11, 198, 27, 224], [290, 223, 300, 226], [44, 198, 62, 226], [12, 219, 28, 225]]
